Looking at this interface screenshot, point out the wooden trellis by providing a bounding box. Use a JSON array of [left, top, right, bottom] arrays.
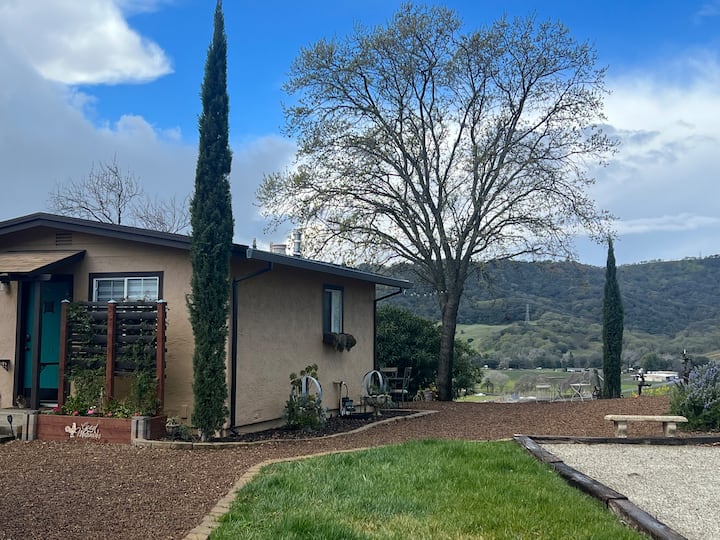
[[57, 300, 167, 412]]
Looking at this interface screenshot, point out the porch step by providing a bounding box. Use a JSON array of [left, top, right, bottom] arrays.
[[0, 425, 14, 443]]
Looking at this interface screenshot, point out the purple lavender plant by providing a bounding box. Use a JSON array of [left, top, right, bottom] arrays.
[[670, 361, 720, 431]]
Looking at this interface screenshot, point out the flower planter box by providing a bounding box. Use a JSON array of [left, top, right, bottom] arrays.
[[36, 414, 166, 444]]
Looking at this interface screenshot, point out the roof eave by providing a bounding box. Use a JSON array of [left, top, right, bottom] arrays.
[[245, 248, 410, 288]]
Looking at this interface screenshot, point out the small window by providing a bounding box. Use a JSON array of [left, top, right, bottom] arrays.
[[93, 275, 160, 302], [323, 286, 343, 333]]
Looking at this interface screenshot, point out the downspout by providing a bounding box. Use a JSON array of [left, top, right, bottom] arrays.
[[230, 262, 273, 428], [373, 287, 404, 369]]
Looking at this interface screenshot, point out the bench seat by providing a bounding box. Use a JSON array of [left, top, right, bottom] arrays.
[[604, 414, 688, 438]]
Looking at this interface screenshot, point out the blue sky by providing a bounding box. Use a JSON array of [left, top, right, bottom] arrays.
[[1, 0, 719, 266]]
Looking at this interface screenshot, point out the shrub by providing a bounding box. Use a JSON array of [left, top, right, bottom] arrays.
[[129, 370, 159, 416], [102, 399, 132, 418], [284, 365, 326, 430], [63, 368, 105, 415], [670, 361, 720, 431], [284, 394, 326, 430]]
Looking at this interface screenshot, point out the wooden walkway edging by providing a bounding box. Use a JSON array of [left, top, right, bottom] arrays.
[[514, 435, 688, 540]]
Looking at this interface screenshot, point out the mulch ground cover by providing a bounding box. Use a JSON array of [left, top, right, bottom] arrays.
[[0, 395, 698, 540]]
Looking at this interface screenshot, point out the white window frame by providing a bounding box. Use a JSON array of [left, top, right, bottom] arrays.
[[92, 275, 160, 302]]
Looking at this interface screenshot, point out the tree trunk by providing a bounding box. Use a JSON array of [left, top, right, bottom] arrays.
[[437, 292, 461, 401]]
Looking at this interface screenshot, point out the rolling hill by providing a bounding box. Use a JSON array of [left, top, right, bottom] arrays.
[[380, 256, 720, 369]]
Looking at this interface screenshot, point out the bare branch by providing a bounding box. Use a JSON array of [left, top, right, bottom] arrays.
[[134, 194, 191, 234], [47, 157, 190, 233], [48, 157, 142, 224]]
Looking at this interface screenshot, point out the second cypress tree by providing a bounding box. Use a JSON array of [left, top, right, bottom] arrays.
[[602, 238, 624, 398]]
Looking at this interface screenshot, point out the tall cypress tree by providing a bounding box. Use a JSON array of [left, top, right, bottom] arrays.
[[188, 0, 233, 440], [602, 238, 623, 398]]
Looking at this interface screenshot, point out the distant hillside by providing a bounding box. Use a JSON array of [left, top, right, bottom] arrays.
[[385, 256, 720, 335], [380, 256, 720, 368]]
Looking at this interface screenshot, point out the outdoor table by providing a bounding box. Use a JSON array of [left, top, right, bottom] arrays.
[[570, 383, 591, 401], [546, 377, 566, 402]]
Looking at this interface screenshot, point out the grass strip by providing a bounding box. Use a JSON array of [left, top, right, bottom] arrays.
[[211, 440, 645, 539]]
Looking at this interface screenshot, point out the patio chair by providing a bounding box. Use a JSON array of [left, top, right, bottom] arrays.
[[379, 366, 398, 383], [388, 367, 412, 407]]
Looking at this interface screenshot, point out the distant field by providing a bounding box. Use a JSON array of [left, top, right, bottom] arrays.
[[461, 368, 667, 402], [456, 323, 500, 344]]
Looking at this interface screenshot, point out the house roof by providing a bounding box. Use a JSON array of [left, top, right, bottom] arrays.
[[0, 213, 410, 289], [0, 250, 86, 279], [0, 212, 193, 251]]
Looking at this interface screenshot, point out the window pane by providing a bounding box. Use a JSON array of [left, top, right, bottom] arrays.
[[323, 287, 343, 333], [127, 277, 158, 301], [323, 290, 332, 332], [330, 289, 342, 332], [95, 279, 124, 302]]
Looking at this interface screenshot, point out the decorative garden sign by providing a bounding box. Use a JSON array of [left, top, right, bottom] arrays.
[[64, 421, 101, 440], [36, 414, 166, 444]]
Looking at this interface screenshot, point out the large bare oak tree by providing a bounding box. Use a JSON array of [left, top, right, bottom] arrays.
[[258, 5, 615, 400]]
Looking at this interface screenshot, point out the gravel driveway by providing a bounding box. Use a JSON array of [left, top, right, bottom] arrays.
[[0, 395, 707, 540], [542, 443, 720, 540]]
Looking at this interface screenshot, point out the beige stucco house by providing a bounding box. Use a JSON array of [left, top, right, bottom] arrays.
[[0, 213, 408, 431]]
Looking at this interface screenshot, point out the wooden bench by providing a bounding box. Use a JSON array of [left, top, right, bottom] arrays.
[[604, 414, 688, 438]]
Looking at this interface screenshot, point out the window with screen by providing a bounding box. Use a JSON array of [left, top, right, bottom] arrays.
[[322, 285, 343, 333], [91, 274, 161, 302]]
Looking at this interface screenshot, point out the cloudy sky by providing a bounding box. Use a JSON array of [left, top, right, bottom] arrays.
[[0, 0, 718, 267]]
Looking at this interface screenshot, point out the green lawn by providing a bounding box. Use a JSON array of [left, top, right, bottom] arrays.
[[211, 440, 645, 539]]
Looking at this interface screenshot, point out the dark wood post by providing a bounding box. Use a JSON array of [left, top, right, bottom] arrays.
[[156, 300, 166, 414], [105, 300, 116, 405], [57, 300, 70, 408]]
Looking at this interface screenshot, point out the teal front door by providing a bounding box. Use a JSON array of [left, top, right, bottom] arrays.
[[22, 279, 72, 407]]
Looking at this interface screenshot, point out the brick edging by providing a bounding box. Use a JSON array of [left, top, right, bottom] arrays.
[[133, 410, 436, 449], [182, 446, 376, 539]]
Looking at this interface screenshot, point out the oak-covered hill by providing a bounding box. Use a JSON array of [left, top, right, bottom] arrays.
[[380, 256, 720, 368]]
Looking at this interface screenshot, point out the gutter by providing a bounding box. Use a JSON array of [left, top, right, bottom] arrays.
[[229, 262, 273, 428]]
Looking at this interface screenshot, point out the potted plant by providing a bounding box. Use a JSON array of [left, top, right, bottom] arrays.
[[165, 417, 181, 438], [365, 383, 391, 416], [416, 383, 437, 401]]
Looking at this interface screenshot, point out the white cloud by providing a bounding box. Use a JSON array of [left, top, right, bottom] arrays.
[[0, 36, 192, 219], [0, 32, 295, 251], [230, 135, 297, 245], [615, 214, 720, 235], [697, 1, 720, 17], [0, 0, 172, 84], [593, 52, 720, 223], [573, 50, 720, 263]]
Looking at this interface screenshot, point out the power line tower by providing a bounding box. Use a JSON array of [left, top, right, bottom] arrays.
[[525, 303, 530, 324]]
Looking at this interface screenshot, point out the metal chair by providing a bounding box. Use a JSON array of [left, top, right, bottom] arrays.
[[388, 367, 412, 407]]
